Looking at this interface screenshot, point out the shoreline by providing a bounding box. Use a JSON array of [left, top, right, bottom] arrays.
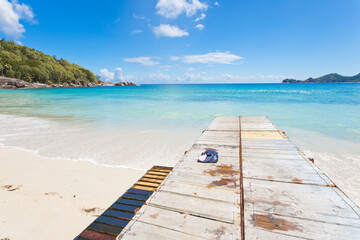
[[0, 146, 145, 240], [0, 144, 148, 172], [0, 76, 137, 89]]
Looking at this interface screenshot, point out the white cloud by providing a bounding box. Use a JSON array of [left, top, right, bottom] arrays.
[[148, 73, 171, 81], [12, 0, 35, 22], [196, 23, 204, 30], [176, 72, 212, 82], [157, 65, 172, 71], [169, 56, 181, 61], [131, 29, 143, 34], [156, 0, 208, 19], [99, 67, 133, 82], [114, 68, 123, 80], [99, 68, 115, 81], [153, 24, 189, 38], [133, 14, 145, 20], [187, 67, 196, 71], [214, 1, 220, 7], [170, 51, 244, 64], [195, 13, 206, 22], [123, 57, 160, 66], [0, 0, 35, 38], [218, 73, 291, 83]]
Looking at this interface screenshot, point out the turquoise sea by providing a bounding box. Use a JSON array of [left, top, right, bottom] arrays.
[[0, 83, 359, 201]]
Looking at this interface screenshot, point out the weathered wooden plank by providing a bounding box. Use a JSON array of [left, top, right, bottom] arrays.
[[241, 139, 294, 146], [122, 193, 149, 201], [152, 165, 173, 170], [150, 168, 172, 173], [131, 185, 157, 192], [242, 140, 294, 145], [127, 188, 153, 196], [146, 170, 168, 176], [142, 173, 166, 180], [134, 181, 160, 188], [149, 191, 236, 223], [103, 209, 135, 220], [169, 170, 240, 189], [175, 161, 240, 176], [160, 179, 238, 202], [120, 221, 205, 240], [196, 131, 239, 146], [243, 157, 328, 185], [131, 206, 240, 239], [80, 229, 116, 240], [116, 198, 144, 207], [243, 178, 360, 227], [243, 151, 305, 160], [178, 159, 240, 169], [243, 145, 298, 151], [110, 203, 139, 213], [88, 222, 123, 236], [240, 116, 271, 123], [139, 177, 164, 184], [241, 124, 278, 131], [242, 130, 287, 139], [207, 116, 240, 131], [244, 210, 360, 240], [96, 216, 130, 228]]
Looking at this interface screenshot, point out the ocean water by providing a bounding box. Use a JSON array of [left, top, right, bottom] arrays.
[[0, 83, 360, 202]]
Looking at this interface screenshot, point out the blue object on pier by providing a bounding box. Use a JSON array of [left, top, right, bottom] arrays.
[[197, 149, 219, 163]]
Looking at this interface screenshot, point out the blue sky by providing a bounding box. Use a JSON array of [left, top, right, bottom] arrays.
[[1, 0, 360, 83]]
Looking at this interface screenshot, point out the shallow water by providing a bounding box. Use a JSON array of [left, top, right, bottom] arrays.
[[0, 83, 359, 202]]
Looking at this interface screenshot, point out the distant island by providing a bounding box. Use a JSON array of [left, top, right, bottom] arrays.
[[0, 40, 136, 89], [282, 73, 360, 83]]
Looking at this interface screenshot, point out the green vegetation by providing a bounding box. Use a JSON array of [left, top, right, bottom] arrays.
[[0, 40, 98, 84], [283, 73, 360, 83]]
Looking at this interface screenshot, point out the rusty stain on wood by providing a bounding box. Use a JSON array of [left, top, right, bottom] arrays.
[[203, 164, 239, 177], [291, 177, 303, 184], [205, 147, 217, 151], [251, 214, 302, 232], [150, 213, 159, 219], [207, 178, 237, 188]]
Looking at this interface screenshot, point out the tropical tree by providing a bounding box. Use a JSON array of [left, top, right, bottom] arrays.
[[0, 40, 98, 84]]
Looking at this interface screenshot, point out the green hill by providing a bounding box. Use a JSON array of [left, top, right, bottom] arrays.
[[0, 40, 98, 85], [283, 73, 360, 83]]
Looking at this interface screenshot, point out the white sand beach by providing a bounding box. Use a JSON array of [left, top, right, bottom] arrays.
[[0, 146, 145, 240]]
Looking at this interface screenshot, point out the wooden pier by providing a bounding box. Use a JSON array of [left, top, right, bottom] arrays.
[[117, 116, 360, 239]]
